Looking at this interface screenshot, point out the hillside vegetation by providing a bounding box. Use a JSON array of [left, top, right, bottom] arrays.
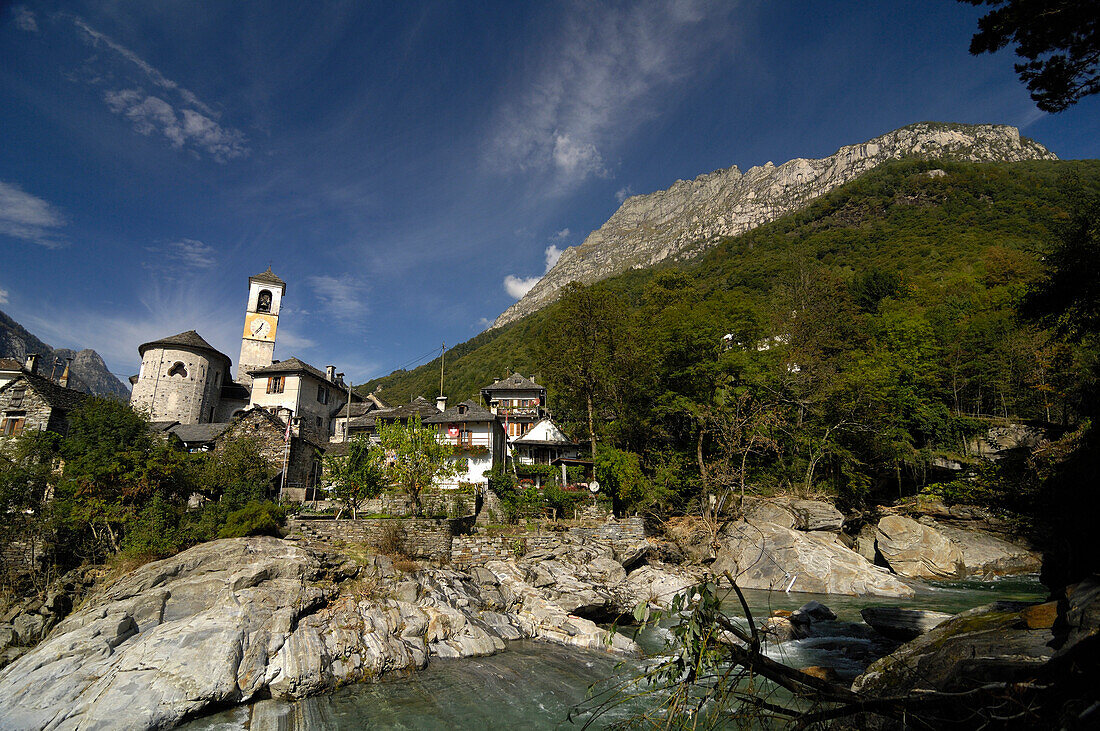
[[364, 157, 1100, 515]]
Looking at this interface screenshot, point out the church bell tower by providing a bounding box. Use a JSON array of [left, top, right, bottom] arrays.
[[237, 267, 285, 387]]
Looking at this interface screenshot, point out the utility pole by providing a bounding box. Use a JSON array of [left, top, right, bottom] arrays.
[[439, 342, 445, 397]]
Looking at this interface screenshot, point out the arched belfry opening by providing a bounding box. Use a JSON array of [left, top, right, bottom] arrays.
[[257, 289, 273, 313]]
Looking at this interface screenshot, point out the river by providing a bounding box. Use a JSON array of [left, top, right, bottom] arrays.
[[182, 576, 1045, 730]]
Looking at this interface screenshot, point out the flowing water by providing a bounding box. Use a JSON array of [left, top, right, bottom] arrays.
[[182, 575, 1045, 730]]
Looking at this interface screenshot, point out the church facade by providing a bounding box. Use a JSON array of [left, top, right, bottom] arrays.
[[129, 267, 357, 500]]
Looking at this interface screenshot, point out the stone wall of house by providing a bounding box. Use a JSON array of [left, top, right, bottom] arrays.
[[0, 384, 55, 436], [216, 409, 316, 501], [287, 515, 475, 561], [130, 346, 226, 424]]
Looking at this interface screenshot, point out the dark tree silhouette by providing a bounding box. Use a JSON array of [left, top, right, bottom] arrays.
[[962, 1, 1100, 112]]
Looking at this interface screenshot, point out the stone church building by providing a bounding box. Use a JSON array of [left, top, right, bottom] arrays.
[[129, 268, 358, 501]]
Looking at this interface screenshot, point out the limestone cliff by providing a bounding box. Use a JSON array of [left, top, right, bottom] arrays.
[[492, 122, 1056, 329]]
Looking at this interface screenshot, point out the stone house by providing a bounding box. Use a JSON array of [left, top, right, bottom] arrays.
[[330, 391, 388, 442], [0, 358, 23, 390], [246, 358, 352, 445], [130, 331, 242, 424], [0, 370, 86, 438], [480, 373, 546, 440], [423, 399, 505, 489]]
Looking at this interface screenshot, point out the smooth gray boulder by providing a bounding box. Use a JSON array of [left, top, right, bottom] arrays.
[[713, 521, 915, 597], [875, 515, 964, 579], [743, 498, 797, 529], [861, 607, 953, 641], [933, 523, 1040, 577], [789, 500, 845, 532]]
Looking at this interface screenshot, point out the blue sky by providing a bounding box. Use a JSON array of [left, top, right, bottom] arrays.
[[2, 1, 1097, 386]]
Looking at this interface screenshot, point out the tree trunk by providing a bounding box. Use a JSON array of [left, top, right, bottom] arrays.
[[696, 426, 707, 483]]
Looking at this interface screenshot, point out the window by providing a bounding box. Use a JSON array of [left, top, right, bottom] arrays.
[[168, 362, 187, 378], [316, 416, 323, 429], [257, 289, 272, 313], [267, 376, 285, 394], [317, 385, 329, 404], [8, 385, 26, 408], [1, 413, 26, 436]]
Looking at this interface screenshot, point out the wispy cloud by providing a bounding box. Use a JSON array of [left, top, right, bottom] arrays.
[[12, 6, 38, 32], [544, 244, 563, 270], [307, 275, 370, 328], [615, 185, 634, 203], [0, 286, 9, 305], [69, 16, 249, 162], [163, 238, 217, 268], [486, 0, 734, 191], [552, 228, 571, 240], [0, 181, 67, 247]]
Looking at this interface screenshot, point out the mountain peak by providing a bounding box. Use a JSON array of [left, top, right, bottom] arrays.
[[491, 122, 1056, 329]]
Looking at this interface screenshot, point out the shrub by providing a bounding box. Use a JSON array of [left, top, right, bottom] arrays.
[[217, 501, 286, 539], [374, 520, 407, 556]]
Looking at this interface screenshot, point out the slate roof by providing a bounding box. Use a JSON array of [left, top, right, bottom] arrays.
[[250, 266, 286, 288], [371, 396, 442, 424], [333, 400, 376, 419], [423, 400, 496, 424], [168, 422, 232, 444], [0, 358, 23, 371], [248, 357, 328, 381], [138, 330, 232, 366], [0, 372, 88, 411], [481, 373, 543, 393], [149, 421, 180, 433]]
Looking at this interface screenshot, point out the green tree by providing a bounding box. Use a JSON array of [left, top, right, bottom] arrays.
[[539, 282, 625, 452], [323, 435, 384, 518], [378, 415, 461, 516], [0, 431, 62, 591]]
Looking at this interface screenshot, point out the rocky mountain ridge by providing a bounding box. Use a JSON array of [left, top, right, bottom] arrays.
[[0, 309, 129, 398], [493, 122, 1056, 328]]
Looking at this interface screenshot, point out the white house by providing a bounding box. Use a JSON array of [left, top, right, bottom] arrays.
[[423, 399, 506, 489]]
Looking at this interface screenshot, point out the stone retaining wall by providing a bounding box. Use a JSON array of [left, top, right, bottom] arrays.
[[288, 515, 475, 562], [450, 517, 647, 567]]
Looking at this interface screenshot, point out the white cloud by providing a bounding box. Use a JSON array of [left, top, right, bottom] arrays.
[[0, 181, 67, 247], [13, 6, 38, 32], [503, 238, 569, 300], [0, 286, 9, 305], [104, 89, 247, 161], [544, 244, 563, 270], [486, 0, 734, 190], [504, 274, 541, 299], [307, 275, 370, 328], [615, 185, 634, 203], [69, 16, 249, 162]]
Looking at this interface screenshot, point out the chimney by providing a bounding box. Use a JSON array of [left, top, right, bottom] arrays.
[[326, 365, 336, 382], [436, 395, 448, 412], [25, 353, 38, 373], [59, 359, 72, 388]]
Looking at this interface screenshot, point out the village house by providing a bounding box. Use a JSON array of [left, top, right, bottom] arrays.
[[330, 391, 389, 442], [423, 399, 505, 489], [480, 373, 546, 441], [0, 355, 87, 438]]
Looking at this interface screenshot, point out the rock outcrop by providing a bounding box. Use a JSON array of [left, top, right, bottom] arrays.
[[493, 123, 1056, 328], [874, 515, 964, 579], [0, 534, 694, 729], [713, 521, 916, 597]]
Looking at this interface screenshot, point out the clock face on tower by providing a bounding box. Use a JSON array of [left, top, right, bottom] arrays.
[[244, 313, 277, 341]]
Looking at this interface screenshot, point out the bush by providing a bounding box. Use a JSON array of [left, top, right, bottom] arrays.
[[217, 501, 286, 539]]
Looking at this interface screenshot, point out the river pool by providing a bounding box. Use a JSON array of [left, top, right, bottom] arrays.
[[181, 575, 1046, 730]]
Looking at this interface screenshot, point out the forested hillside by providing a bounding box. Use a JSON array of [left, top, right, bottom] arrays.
[[365, 158, 1100, 411]]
